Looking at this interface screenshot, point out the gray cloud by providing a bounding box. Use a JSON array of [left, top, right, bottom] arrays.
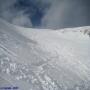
[[41, 0, 68, 28], [0, 0, 32, 27], [12, 11, 32, 27], [0, 0, 16, 11], [0, 0, 89, 29], [41, 0, 88, 29]]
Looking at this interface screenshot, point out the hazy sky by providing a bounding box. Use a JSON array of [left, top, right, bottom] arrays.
[[0, 0, 90, 29]]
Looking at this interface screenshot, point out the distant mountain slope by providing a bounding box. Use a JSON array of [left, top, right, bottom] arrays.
[[0, 19, 90, 90]]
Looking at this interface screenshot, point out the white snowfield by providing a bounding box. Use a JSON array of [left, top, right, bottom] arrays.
[[0, 19, 90, 90]]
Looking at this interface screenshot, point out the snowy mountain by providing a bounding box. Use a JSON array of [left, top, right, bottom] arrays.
[[0, 19, 90, 90]]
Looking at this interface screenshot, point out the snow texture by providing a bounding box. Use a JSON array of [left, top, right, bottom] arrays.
[[0, 19, 90, 90]]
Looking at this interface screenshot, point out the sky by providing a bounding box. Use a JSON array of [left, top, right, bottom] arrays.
[[0, 0, 90, 29]]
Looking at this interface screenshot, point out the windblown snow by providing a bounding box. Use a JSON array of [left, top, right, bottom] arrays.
[[0, 19, 90, 90]]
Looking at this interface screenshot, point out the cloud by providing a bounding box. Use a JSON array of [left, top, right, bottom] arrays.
[[0, 0, 89, 29], [41, 0, 88, 29], [0, 0, 16, 11], [0, 0, 50, 28], [0, 0, 32, 27], [41, 0, 68, 29], [12, 12, 32, 27]]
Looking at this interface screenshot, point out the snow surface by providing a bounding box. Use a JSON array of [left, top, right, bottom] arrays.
[[0, 19, 90, 90]]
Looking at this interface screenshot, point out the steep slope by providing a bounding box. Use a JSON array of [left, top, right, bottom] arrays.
[[0, 19, 90, 90]]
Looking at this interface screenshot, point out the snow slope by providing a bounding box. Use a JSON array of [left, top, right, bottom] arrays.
[[0, 19, 90, 90]]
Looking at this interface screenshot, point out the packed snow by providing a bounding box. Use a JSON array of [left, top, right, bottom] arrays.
[[0, 19, 90, 90]]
